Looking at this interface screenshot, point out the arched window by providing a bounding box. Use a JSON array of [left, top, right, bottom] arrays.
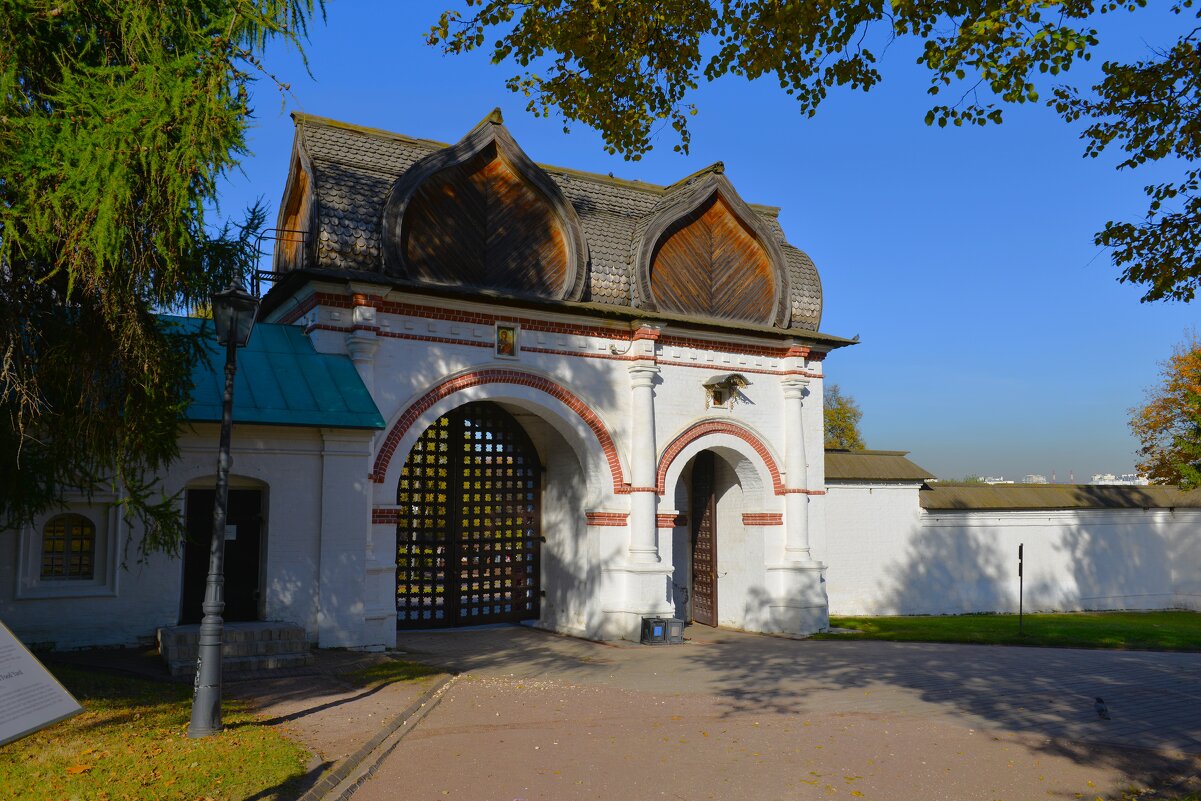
[[40, 514, 95, 580]]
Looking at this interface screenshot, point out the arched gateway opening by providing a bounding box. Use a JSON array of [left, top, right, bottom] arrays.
[[396, 402, 542, 628]]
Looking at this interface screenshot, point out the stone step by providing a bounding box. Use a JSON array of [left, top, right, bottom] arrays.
[[166, 651, 314, 679], [157, 622, 312, 678]]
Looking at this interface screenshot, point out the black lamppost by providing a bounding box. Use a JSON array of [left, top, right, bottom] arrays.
[[188, 283, 259, 739]]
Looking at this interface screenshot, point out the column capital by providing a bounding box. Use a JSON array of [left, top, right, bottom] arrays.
[[628, 362, 660, 388], [780, 376, 810, 400], [346, 329, 380, 362]]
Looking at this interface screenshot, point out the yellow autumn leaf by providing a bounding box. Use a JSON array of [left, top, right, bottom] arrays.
[[65, 764, 92, 775]]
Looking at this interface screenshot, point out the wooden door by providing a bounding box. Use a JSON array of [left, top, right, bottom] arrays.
[[181, 489, 264, 624], [690, 451, 718, 627]]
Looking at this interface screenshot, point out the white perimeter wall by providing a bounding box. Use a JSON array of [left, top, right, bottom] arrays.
[[824, 482, 1201, 616]]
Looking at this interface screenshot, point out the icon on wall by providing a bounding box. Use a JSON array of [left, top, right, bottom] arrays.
[[495, 322, 519, 359]]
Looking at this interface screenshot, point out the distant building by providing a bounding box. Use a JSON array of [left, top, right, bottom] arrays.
[[981, 476, 1014, 485], [1091, 473, 1150, 486], [1023, 474, 1048, 484]]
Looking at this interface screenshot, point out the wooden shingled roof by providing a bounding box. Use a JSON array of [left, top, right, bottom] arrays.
[[272, 110, 828, 335]]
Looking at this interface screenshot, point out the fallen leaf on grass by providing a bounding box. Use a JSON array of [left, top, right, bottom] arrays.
[[66, 764, 92, 775]]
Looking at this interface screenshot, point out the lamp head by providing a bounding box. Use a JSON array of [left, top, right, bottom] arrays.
[[211, 283, 260, 347]]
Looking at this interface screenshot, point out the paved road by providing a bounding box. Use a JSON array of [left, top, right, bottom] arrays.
[[351, 626, 1201, 801]]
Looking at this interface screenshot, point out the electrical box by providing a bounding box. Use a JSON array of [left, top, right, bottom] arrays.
[[640, 616, 667, 644]]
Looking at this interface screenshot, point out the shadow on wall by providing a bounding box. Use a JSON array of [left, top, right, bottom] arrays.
[[881, 524, 1013, 615], [1061, 518, 1173, 611], [877, 506, 1196, 615]]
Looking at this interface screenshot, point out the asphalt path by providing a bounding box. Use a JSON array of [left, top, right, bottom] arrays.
[[351, 626, 1201, 801]]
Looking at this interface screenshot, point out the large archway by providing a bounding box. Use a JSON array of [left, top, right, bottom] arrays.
[[396, 402, 542, 628]]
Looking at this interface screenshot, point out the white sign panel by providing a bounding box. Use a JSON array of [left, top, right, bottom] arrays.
[[0, 620, 83, 747]]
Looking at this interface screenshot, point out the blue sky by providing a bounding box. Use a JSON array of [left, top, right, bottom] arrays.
[[219, 1, 1197, 481]]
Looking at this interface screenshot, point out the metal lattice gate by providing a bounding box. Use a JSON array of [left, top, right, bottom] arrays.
[[396, 402, 542, 628]]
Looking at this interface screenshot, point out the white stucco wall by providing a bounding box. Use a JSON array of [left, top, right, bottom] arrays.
[[825, 482, 1201, 616], [292, 282, 830, 641], [0, 423, 374, 650]]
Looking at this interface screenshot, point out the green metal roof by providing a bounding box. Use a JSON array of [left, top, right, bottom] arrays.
[[825, 449, 935, 482], [920, 483, 1201, 511], [168, 316, 384, 430]]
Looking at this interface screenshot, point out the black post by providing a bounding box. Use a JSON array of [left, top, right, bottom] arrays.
[[188, 332, 238, 738], [1018, 542, 1024, 636]]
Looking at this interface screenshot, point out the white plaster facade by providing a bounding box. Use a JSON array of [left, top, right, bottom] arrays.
[[823, 480, 1201, 616], [299, 281, 832, 646]]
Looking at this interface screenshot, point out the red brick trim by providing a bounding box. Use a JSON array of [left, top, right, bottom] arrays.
[[780, 488, 827, 496], [523, 346, 643, 362], [585, 511, 629, 527], [658, 334, 789, 358], [656, 421, 786, 496], [372, 507, 401, 524], [626, 486, 657, 493], [371, 369, 627, 493], [279, 292, 822, 360], [633, 326, 661, 341], [656, 513, 688, 528], [657, 360, 819, 378], [742, 512, 784, 526]]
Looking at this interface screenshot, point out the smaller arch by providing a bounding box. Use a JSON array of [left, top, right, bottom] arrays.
[[657, 420, 785, 498], [381, 109, 589, 301], [372, 368, 628, 496], [633, 170, 791, 328]]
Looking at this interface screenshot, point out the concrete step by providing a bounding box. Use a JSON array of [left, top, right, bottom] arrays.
[[157, 622, 312, 678], [165, 651, 314, 679]]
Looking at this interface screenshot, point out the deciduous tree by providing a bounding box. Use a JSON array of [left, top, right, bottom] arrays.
[[432, 0, 1201, 302], [1129, 334, 1201, 488], [0, 1, 318, 557], [824, 383, 866, 450]]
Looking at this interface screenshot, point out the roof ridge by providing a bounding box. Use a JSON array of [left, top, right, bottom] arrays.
[[291, 111, 781, 212]]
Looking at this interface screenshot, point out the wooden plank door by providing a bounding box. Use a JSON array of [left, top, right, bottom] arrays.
[[690, 451, 718, 627]]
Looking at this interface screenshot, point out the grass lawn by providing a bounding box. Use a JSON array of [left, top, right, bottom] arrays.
[[0, 665, 310, 801], [339, 657, 442, 688], [816, 610, 1201, 651]]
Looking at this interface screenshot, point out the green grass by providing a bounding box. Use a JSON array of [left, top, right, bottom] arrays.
[[339, 657, 442, 688], [0, 665, 310, 801], [815, 611, 1201, 651]]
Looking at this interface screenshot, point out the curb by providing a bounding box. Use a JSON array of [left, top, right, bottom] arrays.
[[296, 673, 457, 801]]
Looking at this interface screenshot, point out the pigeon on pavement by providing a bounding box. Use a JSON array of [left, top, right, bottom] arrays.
[[1094, 697, 1110, 720]]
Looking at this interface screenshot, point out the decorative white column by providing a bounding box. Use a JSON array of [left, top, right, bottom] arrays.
[[781, 376, 816, 564], [627, 361, 660, 563]]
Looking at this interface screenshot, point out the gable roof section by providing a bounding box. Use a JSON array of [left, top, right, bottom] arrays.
[[824, 449, 935, 482], [170, 316, 384, 430], [282, 112, 825, 332]]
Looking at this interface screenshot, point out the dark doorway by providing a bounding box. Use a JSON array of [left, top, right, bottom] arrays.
[[396, 402, 542, 628], [690, 451, 718, 627], [180, 488, 265, 624]]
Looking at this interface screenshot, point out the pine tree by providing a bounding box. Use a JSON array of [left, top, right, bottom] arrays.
[[0, 1, 319, 557]]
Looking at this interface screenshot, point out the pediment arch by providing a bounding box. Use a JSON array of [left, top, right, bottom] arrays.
[[381, 110, 588, 301], [634, 171, 791, 327]]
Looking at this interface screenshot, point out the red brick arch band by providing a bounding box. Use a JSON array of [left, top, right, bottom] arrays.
[[657, 421, 788, 496], [371, 369, 628, 493]]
